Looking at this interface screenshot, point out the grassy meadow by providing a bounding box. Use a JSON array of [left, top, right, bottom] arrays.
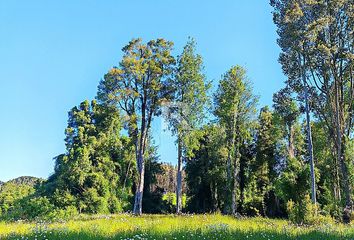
[[0, 214, 353, 240]]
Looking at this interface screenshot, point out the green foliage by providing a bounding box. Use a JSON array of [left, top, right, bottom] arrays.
[[0, 183, 35, 218], [214, 66, 258, 138], [142, 142, 173, 214], [10, 196, 54, 220], [43, 100, 134, 215], [271, 0, 354, 219], [97, 38, 176, 214], [243, 106, 280, 217], [1, 35, 352, 224], [214, 65, 258, 214], [162, 193, 187, 208], [287, 195, 334, 225], [185, 125, 227, 213], [167, 37, 210, 156], [275, 156, 309, 204]]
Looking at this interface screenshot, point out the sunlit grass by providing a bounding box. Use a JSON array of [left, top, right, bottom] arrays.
[[0, 214, 353, 239]]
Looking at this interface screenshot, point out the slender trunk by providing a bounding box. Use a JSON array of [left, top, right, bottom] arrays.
[[225, 104, 238, 214], [133, 106, 147, 215], [304, 86, 317, 205], [340, 137, 352, 208], [133, 150, 145, 215], [123, 161, 131, 190], [223, 145, 232, 214], [213, 182, 218, 212], [334, 153, 342, 202], [231, 141, 240, 215], [301, 58, 317, 205], [231, 127, 241, 215], [176, 138, 183, 214], [262, 190, 267, 217], [334, 77, 352, 222], [288, 124, 295, 159]]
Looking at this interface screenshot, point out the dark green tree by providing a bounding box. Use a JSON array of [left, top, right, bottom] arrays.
[[44, 100, 133, 214], [249, 106, 278, 216], [185, 124, 227, 213]]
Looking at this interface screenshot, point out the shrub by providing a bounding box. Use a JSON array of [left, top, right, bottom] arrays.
[[11, 196, 55, 220], [286, 195, 334, 225], [0, 183, 35, 219], [82, 188, 109, 214], [50, 206, 79, 220]]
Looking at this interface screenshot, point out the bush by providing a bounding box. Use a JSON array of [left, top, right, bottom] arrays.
[[50, 206, 79, 221], [11, 196, 55, 220], [322, 202, 342, 221], [287, 195, 334, 225], [0, 183, 35, 219], [82, 188, 109, 214], [8, 195, 80, 221]]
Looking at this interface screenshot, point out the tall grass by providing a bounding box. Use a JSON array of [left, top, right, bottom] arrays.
[[1, 214, 353, 240]]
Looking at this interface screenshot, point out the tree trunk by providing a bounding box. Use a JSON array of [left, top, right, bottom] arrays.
[[231, 152, 240, 215], [304, 93, 317, 205], [334, 151, 342, 202], [176, 138, 183, 214], [334, 78, 352, 222], [288, 124, 295, 159], [223, 145, 232, 214], [133, 109, 147, 215], [231, 135, 240, 216], [302, 61, 317, 205], [212, 181, 218, 212], [340, 137, 352, 208], [133, 150, 145, 215], [231, 161, 237, 215], [123, 158, 132, 190]]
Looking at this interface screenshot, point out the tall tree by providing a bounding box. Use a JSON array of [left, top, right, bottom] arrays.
[[252, 106, 278, 216], [97, 38, 175, 215], [165, 38, 210, 214], [214, 66, 258, 215], [271, 0, 354, 219]]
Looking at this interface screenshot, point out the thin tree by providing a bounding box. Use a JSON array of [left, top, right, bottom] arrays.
[[164, 38, 210, 214]]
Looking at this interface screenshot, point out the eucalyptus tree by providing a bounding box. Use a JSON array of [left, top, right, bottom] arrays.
[[97, 38, 175, 215], [214, 66, 258, 215], [271, 0, 353, 217], [164, 38, 210, 214]]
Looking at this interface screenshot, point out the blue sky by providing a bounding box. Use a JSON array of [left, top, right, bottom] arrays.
[[0, 1, 285, 182]]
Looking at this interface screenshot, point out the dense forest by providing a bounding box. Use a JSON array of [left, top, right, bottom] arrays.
[[0, 0, 353, 225]]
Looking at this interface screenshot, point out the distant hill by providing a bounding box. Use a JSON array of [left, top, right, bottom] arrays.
[[3, 176, 43, 187]]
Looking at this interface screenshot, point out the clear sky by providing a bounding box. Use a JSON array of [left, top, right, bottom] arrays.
[[0, 1, 285, 182]]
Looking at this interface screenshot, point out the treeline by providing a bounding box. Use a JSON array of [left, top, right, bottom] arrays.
[[0, 0, 353, 224]]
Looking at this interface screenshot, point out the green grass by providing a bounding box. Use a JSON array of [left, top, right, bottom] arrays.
[[0, 214, 353, 240]]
